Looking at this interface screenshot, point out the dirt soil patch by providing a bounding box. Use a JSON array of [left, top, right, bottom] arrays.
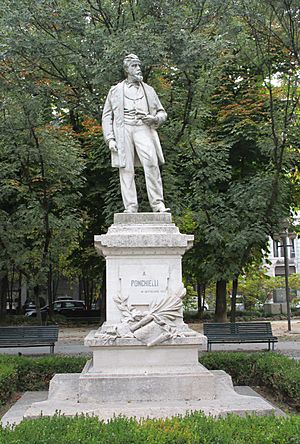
[[58, 324, 99, 343], [253, 386, 298, 414], [266, 320, 300, 341]]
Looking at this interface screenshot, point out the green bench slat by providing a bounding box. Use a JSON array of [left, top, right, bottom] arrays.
[[203, 322, 278, 351], [0, 326, 59, 353]]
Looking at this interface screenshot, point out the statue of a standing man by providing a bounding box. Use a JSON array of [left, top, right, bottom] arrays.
[[102, 54, 169, 213]]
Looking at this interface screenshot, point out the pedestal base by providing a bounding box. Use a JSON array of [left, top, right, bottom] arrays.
[[79, 360, 216, 403], [21, 370, 277, 422], [78, 328, 214, 402], [19, 331, 278, 421]]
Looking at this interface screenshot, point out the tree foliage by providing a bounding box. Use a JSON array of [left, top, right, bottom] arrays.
[[0, 0, 299, 320]]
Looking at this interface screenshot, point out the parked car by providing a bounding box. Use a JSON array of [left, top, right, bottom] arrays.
[[25, 299, 86, 318], [23, 301, 36, 314], [187, 297, 209, 312], [56, 296, 75, 301], [228, 295, 245, 311]]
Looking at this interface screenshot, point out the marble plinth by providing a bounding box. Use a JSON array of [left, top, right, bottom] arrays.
[[94, 213, 194, 324], [19, 370, 278, 423], [79, 329, 214, 403]]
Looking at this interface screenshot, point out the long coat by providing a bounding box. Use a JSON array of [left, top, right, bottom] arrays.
[[102, 80, 167, 168]]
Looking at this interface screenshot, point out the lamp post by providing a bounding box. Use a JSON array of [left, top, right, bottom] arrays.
[[274, 226, 296, 332], [282, 233, 292, 331]]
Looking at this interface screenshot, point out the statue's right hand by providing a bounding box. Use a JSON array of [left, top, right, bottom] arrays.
[[109, 140, 118, 152]]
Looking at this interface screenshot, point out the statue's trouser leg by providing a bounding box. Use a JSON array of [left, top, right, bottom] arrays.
[[132, 125, 165, 211], [119, 126, 138, 211]]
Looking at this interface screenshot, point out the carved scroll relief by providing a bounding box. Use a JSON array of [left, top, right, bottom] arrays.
[[96, 284, 197, 346]]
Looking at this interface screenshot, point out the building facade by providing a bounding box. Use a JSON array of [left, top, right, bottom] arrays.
[[266, 213, 300, 278]]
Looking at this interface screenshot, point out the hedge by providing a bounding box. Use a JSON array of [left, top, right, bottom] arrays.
[[0, 363, 17, 405], [1, 412, 300, 443], [0, 355, 86, 403], [0, 353, 300, 442], [0, 352, 300, 409], [200, 351, 300, 409]]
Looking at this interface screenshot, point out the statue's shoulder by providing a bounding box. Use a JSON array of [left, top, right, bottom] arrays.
[[142, 82, 158, 99], [142, 82, 155, 93], [110, 81, 124, 94]]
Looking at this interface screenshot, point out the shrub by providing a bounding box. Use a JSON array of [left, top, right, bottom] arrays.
[[184, 310, 214, 323], [0, 363, 17, 405], [14, 355, 87, 391], [1, 412, 300, 443], [254, 353, 300, 409], [0, 315, 41, 326], [200, 351, 258, 385], [0, 355, 87, 393], [200, 352, 300, 409]]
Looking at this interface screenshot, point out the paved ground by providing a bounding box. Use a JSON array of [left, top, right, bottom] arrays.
[[1, 340, 299, 357], [0, 320, 299, 357]]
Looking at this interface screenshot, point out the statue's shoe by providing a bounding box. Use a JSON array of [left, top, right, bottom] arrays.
[[153, 205, 170, 213], [124, 207, 138, 213]]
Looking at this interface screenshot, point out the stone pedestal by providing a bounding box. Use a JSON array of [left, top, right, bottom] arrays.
[[264, 302, 287, 315], [15, 213, 278, 422], [80, 213, 211, 402], [94, 212, 194, 324], [79, 336, 215, 403]]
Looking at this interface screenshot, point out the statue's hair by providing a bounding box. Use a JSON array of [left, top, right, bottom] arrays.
[[123, 54, 141, 72]]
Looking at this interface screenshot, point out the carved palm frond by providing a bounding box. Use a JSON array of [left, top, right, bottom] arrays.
[[113, 293, 134, 320], [149, 293, 183, 315]]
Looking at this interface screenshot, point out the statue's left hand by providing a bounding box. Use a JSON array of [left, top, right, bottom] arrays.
[[141, 115, 158, 126]]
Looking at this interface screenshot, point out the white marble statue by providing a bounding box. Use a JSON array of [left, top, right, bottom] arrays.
[[102, 54, 170, 213]]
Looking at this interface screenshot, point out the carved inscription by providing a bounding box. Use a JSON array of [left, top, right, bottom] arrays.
[[119, 264, 169, 305], [131, 279, 159, 287]]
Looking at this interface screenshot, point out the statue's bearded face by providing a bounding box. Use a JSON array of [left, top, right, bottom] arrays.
[[127, 61, 143, 82]]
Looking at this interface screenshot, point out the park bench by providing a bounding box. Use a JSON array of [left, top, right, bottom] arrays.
[[0, 325, 59, 354], [203, 322, 278, 352]]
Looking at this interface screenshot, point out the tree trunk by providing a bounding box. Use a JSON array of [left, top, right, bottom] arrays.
[[52, 271, 59, 301], [9, 265, 15, 312], [17, 272, 22, 314], [82, 278, 94, 309], [197, 282, 206, 314], [0, 274, 8, 321], [34, 285, 42, 325], [230, 275, 239, 323], [47, 263, 53, 306], [88, 280, 94, 310], [47, 263, 54, 319], [215, 279, 227, 322], [83, 277, 89, 306], [79, 277, 83, 300]]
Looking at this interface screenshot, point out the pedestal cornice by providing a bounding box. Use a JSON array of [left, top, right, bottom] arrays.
[[95, 213, 194, 257]]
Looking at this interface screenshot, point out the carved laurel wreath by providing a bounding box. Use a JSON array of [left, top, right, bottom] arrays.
[[97, 286, 187, 346], [113, 285, 186, 327]]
